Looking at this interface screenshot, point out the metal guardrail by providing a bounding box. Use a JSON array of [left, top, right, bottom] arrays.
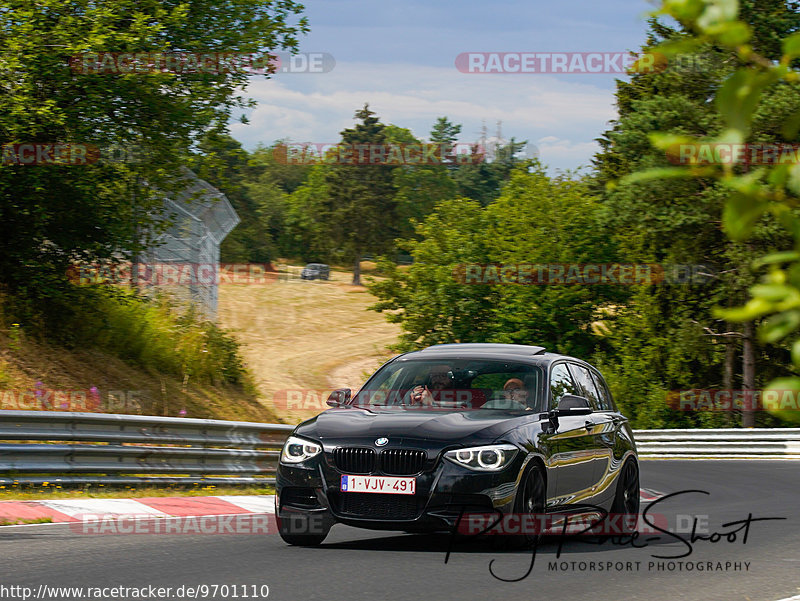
[[1, 412, 798, 487], [633, 428, 800, 459], [0, 411, 293, 485]]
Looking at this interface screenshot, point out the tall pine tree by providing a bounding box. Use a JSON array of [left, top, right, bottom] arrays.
[[323, 104, 399, 285]]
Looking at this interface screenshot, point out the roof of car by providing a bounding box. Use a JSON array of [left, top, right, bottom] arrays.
[[403, 343, 599, 368], [421, 343, 545, 355], [395, 343, 556, 364]]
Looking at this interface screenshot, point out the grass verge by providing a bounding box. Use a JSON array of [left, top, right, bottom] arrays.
[[0, 517, 53, 526]]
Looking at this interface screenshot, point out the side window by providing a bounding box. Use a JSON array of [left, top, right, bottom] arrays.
[[568, 363, 601, 410], [549, 363, 578, 409], [590, 371, 614, 411]]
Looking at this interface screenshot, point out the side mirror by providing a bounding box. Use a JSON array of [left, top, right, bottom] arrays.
[[554, 394, 592, 416], [327, 388, 351, 407]]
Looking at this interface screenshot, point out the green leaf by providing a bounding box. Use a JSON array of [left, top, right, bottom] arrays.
[[718, 22, 751, 46], [759, 311, 800, 343], [753, 251, 800, 268], [751, 283, 796, 302], [715, 69, 779, 137], [767, 164, 792, 188], [650, 133, 703, 165], [762, 378, 800, 424], [789, 163, 800, 196], [648, 132, 697, 150], [716, 128, 746, 145], [697, 0, 739, 32], [651, 37, 705, 57], [714, 297, 773, 321], [782, 32, 800, 59], [619, 167, 705, 187], [779, 109, 800, 139], [720, 168, 766, 193], [659, 0, 706, 22], [722, 192, 767, 241]]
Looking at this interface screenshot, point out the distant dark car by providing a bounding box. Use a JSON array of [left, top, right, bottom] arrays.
[[275, 343, 639, 546], [300, 263, 330, 280]]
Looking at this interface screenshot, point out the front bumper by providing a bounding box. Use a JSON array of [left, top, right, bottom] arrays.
[[276, 445, 525, 533]]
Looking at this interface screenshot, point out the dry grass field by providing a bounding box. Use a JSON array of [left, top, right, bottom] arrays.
[[217, 264, 402, 424]]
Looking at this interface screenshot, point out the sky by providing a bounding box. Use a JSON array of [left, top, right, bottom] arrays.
[[230, 0, 657, 172]]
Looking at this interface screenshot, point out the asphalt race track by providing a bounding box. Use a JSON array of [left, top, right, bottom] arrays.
[[3, 461, 799, 601]]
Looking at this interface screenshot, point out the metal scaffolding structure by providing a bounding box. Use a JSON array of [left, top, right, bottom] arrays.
[[137, 168, 239, 318]]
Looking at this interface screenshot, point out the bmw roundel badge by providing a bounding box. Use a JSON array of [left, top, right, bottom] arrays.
[[375, 437, 389, 446]]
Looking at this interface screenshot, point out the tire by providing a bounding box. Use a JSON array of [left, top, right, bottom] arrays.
[[276, 513, 329, 546], [609, 458, 640, 535], [496, 463, 546, 549]]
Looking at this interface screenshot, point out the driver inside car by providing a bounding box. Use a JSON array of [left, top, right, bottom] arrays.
[[403, 364, 466, 407]]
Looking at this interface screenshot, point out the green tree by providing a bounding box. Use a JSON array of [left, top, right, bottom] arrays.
[[593, 1, 800, 427], [370, 163, 610, 356], [452, 139, 529, 205], [0, 0, 307, 309], [188, 132, 267, 262], [484, 165, 615, 358], [615, 0, 800, 425], [323, 104, 399, 285], [388, 123, 457, 237], [283, 164, 334, 261], [430, 116, 462, 167], [370, 198, 499, 348]]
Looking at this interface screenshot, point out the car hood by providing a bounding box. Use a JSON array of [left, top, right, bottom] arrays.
[[294, 407, 539, 445]]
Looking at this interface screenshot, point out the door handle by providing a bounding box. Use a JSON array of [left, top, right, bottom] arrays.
[[584, 420, 593, 431]]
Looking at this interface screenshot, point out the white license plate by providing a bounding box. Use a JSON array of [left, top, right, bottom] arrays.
[[341, 475, 416, 495]]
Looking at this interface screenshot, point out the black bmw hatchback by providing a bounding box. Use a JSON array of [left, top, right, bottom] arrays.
[[275, 343, 638, 545]]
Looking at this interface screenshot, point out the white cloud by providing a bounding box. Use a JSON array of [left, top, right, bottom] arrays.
[[232, 61, 618, 170], [533, 138, 600, 171]]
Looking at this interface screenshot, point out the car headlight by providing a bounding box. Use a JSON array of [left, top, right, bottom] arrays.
[[445, 444, 518, 471], [280, 435, 322, 464]]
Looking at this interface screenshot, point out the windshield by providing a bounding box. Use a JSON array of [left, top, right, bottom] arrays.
[[352, 358, 544, 411]]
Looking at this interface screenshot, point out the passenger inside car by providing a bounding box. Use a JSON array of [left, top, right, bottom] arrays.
[[479, 377, 530, 409]]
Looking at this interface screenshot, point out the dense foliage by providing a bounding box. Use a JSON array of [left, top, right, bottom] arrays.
[[0, 0, 308, 302], [366, 0, 800, 428], [4, 0, 800, 428]]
